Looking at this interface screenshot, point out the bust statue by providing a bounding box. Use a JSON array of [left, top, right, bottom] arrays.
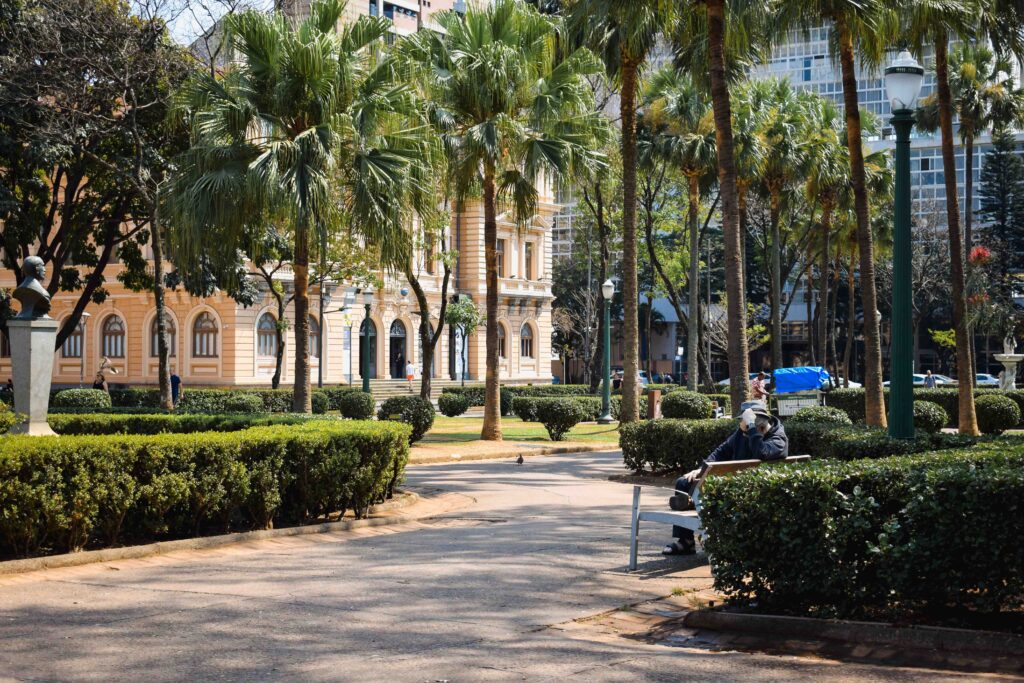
[[13, 256, 51, 320]]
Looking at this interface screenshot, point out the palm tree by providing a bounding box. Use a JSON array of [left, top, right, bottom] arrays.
[[169, 0, 423, 412], [409, 0, 606, 439], [567, 0, 674, 423], [645, 68, 717, 391]]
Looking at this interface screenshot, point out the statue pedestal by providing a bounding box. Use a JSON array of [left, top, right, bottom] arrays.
[[994, 353, 1024, 391], [6, 318, 58, 436]]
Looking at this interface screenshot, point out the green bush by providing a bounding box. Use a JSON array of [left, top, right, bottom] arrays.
[[704, 393, 731, 414], [0, 420, 410, 557], [701, 443, 1024, 618], [533, 398, 589, 441], [620, 419, 736, 473], [660, 391, 712, 420], [784, 422, 972, 461], [311, 392, 330, 415], [788, 406, 852, 426], [21, 412, 326, 436], [106, 386, 366, 414], [975, 394, 1021, 434], [913, 400, 947, 434], [108, 387, 163, 409], [825, 386, 1024, 429], [611, 395, 649, 420], [437, 392, 470, 417], [442, 384, 575, 415], [53, 388, 112, 411], [221, 392, 266, 414], [512, 396, 602, 422], [336, 390, 375, 419], [0, 401, 17, 433], [377, 396, 435, 444]]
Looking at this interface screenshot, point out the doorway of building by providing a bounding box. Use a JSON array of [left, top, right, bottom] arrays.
[[359, 318, 377, 380], [389, 320, 406, 379]]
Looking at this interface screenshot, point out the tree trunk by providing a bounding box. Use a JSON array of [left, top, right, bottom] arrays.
[[836, 16, 886, 427], [769, 190, 784, 372], [965, 132, 977, 388], [588, 187, 610, 393], [272, 289, 285, 389], [150, 202, 173, 410], [935, 38, 979, 435], [619, 56, 641, 423], [817, 204, 832, 365], [828, 256, 840, 382], [687, 176, 700, 390], [407, 258, 451, 401], [843, 254, 856, 387], [707, 0, 749, 412], [292, 225, 312, 414], [481, 164, 502, 440], [805, 258, 814, 365]]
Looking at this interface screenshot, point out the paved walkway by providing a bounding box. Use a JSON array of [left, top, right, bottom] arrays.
[[0, 452, 988, 682]]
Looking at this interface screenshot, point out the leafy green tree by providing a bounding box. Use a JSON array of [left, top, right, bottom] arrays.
[[408, 0, 606, 439], [169, 0, 425, 412], [444, 297, 482, 388], [977, 127, 1024, 299]]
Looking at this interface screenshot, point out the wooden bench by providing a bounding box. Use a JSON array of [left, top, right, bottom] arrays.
[[628, 455, 811, 571]]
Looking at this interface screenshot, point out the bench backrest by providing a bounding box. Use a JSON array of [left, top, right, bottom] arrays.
[[698, 455, 810, 484]]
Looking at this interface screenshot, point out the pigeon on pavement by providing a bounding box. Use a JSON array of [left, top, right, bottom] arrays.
[[515, 454, 524, 465]]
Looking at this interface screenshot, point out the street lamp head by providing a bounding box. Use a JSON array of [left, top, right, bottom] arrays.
[[884, 49, 924, 113], [601, 279, 614, 300], [362, 287, 374, 306]]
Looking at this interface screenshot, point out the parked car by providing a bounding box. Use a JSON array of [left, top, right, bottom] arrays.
[[933, 374, 958, 387], [884, 373, 927, 387], [977, 373, 1001, 387]]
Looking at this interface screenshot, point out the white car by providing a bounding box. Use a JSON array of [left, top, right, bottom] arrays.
[[977, 373, 1001, 387]]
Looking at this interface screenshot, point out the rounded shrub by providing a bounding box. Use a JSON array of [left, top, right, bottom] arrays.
[[438, 392, 470, 417], [378, 395, 435, 444], [913, 400, 947, 434], [0, 401, 16, 433], [221, 392, 265, 413], [975, 394, 1021, 435], [52, 388, 112, 411], [788, 405, 852, 426], [337, 391, 375, 420], [660, 391, 712, 419], [533, 398, 588, 441], [311, 392, 330, 415]]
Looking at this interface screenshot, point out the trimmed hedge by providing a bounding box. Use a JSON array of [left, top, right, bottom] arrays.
[[15, 412, 329, 436], [701, 443, 1024, 618], [975, 394, 1021, 435], [311, 392, 330, 415], [442, 384, 585, 415], [222, 393, 266, 414], [377, 396, 435, 444], [660, 391, 712, 419], [336, 390, 375, 419], [913, 400, 947, 434], [826, 386, 1024, 428], [533, 398, 589, 441], [438, 392, 471, 417], [0, 402, 16, 433], [102, 386, 367, 414], [0, 420, 410, 557], [512, 395, 600, 422], [788, 406, 852, 426], [53, 388, 112, 411]]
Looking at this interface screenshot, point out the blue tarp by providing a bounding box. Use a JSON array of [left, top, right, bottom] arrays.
[[773, 366, 829, 394]]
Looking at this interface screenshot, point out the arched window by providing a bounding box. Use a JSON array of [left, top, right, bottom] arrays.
[[150, 316, 176, 357], [257, 313, 277, 358], [0, 330, 9, 358], [497, 324, 507, 358], [192, 312, 219, 358], [102, 315, 126, 358], [62, 321, 83, 358], [520, 323, 534, 359], [309, 316, 320, 359]]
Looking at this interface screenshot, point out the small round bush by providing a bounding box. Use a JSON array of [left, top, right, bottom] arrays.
[[53, 388, 112, 411], [913, 400, 947, 434], [221, 392, 265, 413], [337, 390, 375, 419], [0, 401, 16, 434], [975, 394, 1021, 435], [789, 405, 852, 426], [534, 398, 588, 441], [660, 391, 712, 419], [311, 392, 330, 415], [438, 392, 470, 417], [378, 395, 435, 444]]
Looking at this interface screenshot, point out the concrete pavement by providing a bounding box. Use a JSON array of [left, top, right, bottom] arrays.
[[0, 451, 997, 681]]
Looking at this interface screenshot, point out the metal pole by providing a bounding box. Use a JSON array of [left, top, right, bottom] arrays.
[[598, 296, 613, 423], [362, 303, 371, 394], [79, 320, 85, 388], [888, 109, 915, 439], [318, 286, 325, 388], [348, 324, 353, 386]]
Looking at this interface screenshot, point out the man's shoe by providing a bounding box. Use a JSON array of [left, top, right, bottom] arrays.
[[668, 492, 692, 511], [662, 541, 697, 556]]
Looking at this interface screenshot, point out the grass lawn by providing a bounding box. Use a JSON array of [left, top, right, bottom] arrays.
[[422, 415, 621, 445]]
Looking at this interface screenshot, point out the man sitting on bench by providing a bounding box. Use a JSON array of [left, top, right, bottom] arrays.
[[662, 400, 789, 556]]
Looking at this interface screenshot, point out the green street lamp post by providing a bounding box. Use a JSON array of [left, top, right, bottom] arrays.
[[884, 49, 924, 439], [361, 287, 374, 394], [598, 278, 614, 424]]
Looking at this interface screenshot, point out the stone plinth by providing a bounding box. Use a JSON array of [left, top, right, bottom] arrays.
[[6, 318, 58, 436], [994, 353, 1024, 392]]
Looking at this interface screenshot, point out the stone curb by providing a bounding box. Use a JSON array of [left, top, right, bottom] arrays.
[[0, 491, 421, 577], [683, 609, 1024, 656], [410, 443, 613, 465]]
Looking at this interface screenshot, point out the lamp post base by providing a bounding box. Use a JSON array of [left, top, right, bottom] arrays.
[[596, 413, 614, 425]]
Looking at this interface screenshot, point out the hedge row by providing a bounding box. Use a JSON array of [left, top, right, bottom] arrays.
[[701, 442, 1024, 618], [825, 386, 1024, 428], [0, 420, 410, 558], [511, 395, 649, 425], [0, 413, 331, 437], [86, 386, 369, 414], [620, 418, 974, 473]]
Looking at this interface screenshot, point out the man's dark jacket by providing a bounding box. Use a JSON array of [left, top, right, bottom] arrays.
[[705, 416, 789, 464]]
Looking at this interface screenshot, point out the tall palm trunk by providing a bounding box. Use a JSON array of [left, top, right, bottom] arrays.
[[481, 164, 502, 440], [828, 256, 840, 380], [687, 175, 700, 390], [707, 0, 749, 411], [150, 200, 173, 410], [619, 56, 641, 423], [817, 204, 832, 365], [965, 131, 977, 387], [935, 38, 979, 435], [292, 225, 312, 413], [769, 189, 784, 372], [843, 255, 856, 387], [836, 16, 885, 427]]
